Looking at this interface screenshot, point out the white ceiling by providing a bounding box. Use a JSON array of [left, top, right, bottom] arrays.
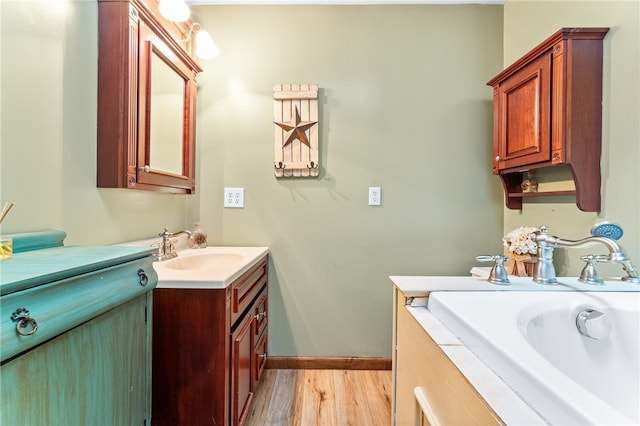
[[186, 0, 504, 4]]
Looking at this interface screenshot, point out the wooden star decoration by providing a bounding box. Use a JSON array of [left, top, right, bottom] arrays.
[[274, 106, 318, 148]]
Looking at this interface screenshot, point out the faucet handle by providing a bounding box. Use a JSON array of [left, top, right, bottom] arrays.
[[159, 228, 173, 238], [578, 254, 607, 285], [476, 255, 510, 285], [476, 255, 508, 263]]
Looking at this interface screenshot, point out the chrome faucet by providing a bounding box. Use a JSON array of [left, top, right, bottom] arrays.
[[154, 228, 193, 261], [533, 225, 640, 284]]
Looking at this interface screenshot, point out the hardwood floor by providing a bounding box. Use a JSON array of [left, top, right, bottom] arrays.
[[245, 369, 393, 426]]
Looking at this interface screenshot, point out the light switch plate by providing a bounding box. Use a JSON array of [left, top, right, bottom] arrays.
[[224, 188, 244, 208]]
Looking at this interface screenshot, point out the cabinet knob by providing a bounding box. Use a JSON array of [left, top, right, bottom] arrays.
[[11, 308, 38, 336], [143, 165, 150, 173], [495, 156, 502, 162]]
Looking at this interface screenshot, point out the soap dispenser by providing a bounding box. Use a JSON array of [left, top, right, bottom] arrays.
[[192, 222, 207, 248]]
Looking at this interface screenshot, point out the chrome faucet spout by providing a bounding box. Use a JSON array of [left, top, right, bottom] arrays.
[[541, 235, 627, 258], [534, 225, 640, 284], [154, 228, 191, 261]]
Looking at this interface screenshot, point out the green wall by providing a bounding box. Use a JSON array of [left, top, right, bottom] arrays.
[[501, 0, 640, 278], [192, 5, 504, 356]]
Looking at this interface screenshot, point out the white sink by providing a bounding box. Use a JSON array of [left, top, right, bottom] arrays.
[[163, 253, 245, 270], [152, 246, 269, 289]]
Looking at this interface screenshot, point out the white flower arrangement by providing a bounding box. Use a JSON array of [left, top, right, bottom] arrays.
[[503, 226, 539, 255]]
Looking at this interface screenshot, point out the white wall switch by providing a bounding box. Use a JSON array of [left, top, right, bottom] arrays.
[[368, 187, 381, 206], [224, 188, 244, 208]]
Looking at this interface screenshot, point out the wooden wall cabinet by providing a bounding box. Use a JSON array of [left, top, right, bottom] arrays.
[[97, 0, 202, 194], [487, 28, 609, 212], [152, 256, 269, 426]]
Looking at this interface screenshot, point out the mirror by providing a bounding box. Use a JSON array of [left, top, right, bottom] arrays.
[[97, 0, 202, 194], [149, 50, 185, 176]]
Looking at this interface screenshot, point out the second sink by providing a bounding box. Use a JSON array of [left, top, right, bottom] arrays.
[[153, 246, 270, 289], [164, 253, 244, 270]]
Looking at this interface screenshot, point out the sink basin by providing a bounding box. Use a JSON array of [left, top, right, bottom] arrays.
[[164, 253, 244, 270], [152, 246, 269, 289]]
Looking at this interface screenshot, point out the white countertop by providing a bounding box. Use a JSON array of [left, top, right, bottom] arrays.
[[153, 246, 269, 289], [391, 272, 640, 298], [117, 236, 269, 289]]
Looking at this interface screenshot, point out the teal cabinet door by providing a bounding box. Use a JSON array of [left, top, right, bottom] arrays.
[[1, 294, 151, 425]]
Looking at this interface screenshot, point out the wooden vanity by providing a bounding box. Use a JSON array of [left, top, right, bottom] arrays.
[[392, 287, 503, 425], [0, 232, 157, 425], [152, 255, 269, 426]]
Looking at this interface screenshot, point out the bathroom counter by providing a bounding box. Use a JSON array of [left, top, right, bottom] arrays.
[[153, 246, 270, 289], [391, 275, 639, 425], [390, 274, 640, 298]]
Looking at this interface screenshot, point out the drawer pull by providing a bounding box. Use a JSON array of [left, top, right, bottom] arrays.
[[258, 353, 267, 360], [254, 312, 266, 321], [137, 269, 149, 286], [11, 308, 39, 336]]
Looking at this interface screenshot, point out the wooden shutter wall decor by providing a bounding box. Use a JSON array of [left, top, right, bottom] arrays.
[[273, 84, 319, 177]]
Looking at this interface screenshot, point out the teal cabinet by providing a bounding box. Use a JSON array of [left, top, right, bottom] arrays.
[[0, 237, 157, 426], [1, 294, 151, 425]]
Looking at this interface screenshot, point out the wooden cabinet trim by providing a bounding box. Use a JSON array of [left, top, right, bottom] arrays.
[[486, 28, 608, 87]]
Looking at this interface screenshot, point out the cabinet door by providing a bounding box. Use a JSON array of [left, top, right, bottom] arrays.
[[494, 52, 552, 172], [254, 330, 268, 387], [1, 295, 150, 426], [232, 312, 254, 426], [97, 0, 201, 194]]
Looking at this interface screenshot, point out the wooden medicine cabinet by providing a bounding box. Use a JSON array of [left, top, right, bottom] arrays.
[[97, 0, 202, 194], [487, 28, 609, 212]]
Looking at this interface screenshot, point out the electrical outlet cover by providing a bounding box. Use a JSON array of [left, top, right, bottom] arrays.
[[224, 188, 245, 208]]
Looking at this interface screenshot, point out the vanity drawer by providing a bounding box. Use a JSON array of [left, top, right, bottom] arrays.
[[231, 257, 267, 326], [253, 287, 268, 337], [1, 257, 157, 362]]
